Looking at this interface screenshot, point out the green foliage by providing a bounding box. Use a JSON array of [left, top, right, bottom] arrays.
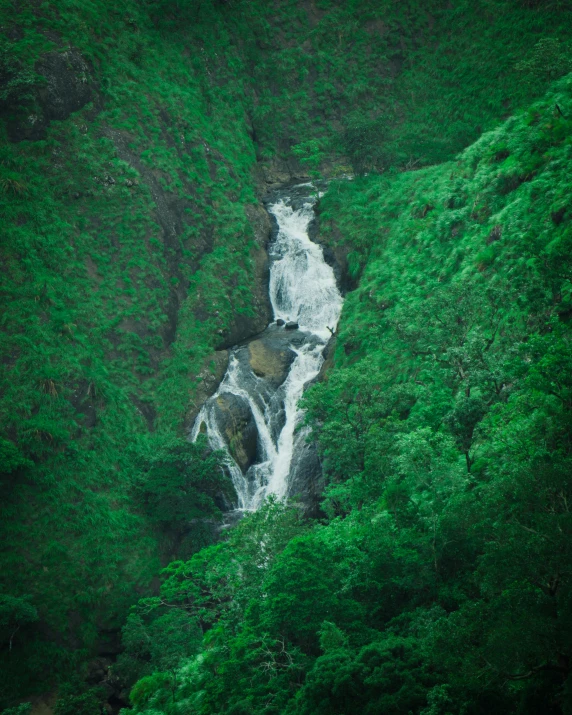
[[0, 39, 36, 111], [134, 435, 227, 531], [516, 37, 572, 87], [0, 704, 31, 715], [123, 77, 572, 714], [4, 0, 572, 709], [0, 595, 38, 651], [0, 0, 263, 701], [292, 140, 326, 179], [318, 621, 348, 653], [114, 608, 202, 689], [53, 687, 102, 715], [129, 672, 171, 711], [341, 116, 393, 175]]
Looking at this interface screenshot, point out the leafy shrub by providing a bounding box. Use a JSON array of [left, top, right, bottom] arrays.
[[515, 37, 572, 86], [0, 595, 38, 652], [0, 40, 36, 112], [0, 704, 32, 715], [341, 116, 394, 175], [134, 435, 227, 531], [53, 688, 102, 715]]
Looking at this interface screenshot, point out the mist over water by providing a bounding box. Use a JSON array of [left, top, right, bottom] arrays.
[[191, 188, 343, 512]]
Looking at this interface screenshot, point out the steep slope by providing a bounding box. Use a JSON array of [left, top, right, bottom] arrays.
[[2, 0, 572, 709], [0, 0, 273, 702], [119, 77, 572, 715]]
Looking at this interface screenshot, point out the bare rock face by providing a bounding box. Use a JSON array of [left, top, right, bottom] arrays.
[[8, 49, 93, 141], [213, 393, 258, 473], [247, 338, 296, 388], [257, 155, 310, 190], [186, 350, 230, 429], [287, 436, 324, 517]]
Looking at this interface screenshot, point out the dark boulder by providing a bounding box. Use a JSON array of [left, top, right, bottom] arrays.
[[7, 48, 93, 141], [285, 321, 299, 330], [287, 432, 323, 517], [214, 393, 258, 473], [37, 50, 92, 120], [276, 318, 285, 326]]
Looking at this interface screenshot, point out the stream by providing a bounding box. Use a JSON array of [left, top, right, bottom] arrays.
[[191, 185, 343, 513]]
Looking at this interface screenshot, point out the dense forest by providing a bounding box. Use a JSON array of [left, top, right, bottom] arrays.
[[2, 0, 572, 712]]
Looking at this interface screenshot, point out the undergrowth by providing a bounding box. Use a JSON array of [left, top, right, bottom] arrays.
[[2, 0, 572, 707]]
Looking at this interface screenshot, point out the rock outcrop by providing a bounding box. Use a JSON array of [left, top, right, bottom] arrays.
[[247, 337, 296, 388], [8, 48, 94, 142], [186, 351, 230, 429], [213, 393, 258, 473], [287, 435, 324, 517]]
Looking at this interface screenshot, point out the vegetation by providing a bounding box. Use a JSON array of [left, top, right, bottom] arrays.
[[2, 0, 572, 712], [109, 76, 572, 714]]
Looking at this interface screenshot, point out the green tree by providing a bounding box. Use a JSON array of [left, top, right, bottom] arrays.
[[53, 688, 102, 715], [134, 435, 228, 540], [515, 38, 571, 87], [0, 595, 38, 653], [116, 609, 202, 698]]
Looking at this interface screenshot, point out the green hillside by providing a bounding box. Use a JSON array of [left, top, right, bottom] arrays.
[[1, 0, 572, 712], [113, 76, 572, 715]]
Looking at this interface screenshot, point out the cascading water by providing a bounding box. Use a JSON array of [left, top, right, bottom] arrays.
[[191, 186, 343, 512]]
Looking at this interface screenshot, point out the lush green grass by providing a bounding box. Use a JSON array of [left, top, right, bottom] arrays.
[[117, 76, 572, 714], [0, 0, 263, 702], [3, 0, 572, 708]]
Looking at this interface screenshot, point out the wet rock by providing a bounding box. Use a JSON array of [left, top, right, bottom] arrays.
[[186, 350, 229, 429], [86, 656, 112, 684], [276, 318, 285, 326], [258, 157, 310, 190], [285, 321, 299, 330], [247, 337, 296, 388], [308, 212, 356, 294], [287, 434, 324, 517], [245, 202, 272, 249], [316, 336, 336, 382], [214, 393, 258, 473]]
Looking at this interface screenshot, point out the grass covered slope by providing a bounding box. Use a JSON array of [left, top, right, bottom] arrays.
[[118, 79, 572, 714], [238, 0, 572, 171], [0, 0, 269, 702], [304, 77, 572, 712], [3, 0, 572, 709]]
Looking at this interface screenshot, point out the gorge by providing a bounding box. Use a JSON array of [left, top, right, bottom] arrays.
[[192, 186, 343, 513], [2, 1, 572, 714]]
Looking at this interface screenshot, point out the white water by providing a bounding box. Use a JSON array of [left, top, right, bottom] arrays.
[[191, 190, 343, 511]]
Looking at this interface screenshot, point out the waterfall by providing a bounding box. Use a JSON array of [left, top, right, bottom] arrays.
[[191, 186, 343, 512]]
